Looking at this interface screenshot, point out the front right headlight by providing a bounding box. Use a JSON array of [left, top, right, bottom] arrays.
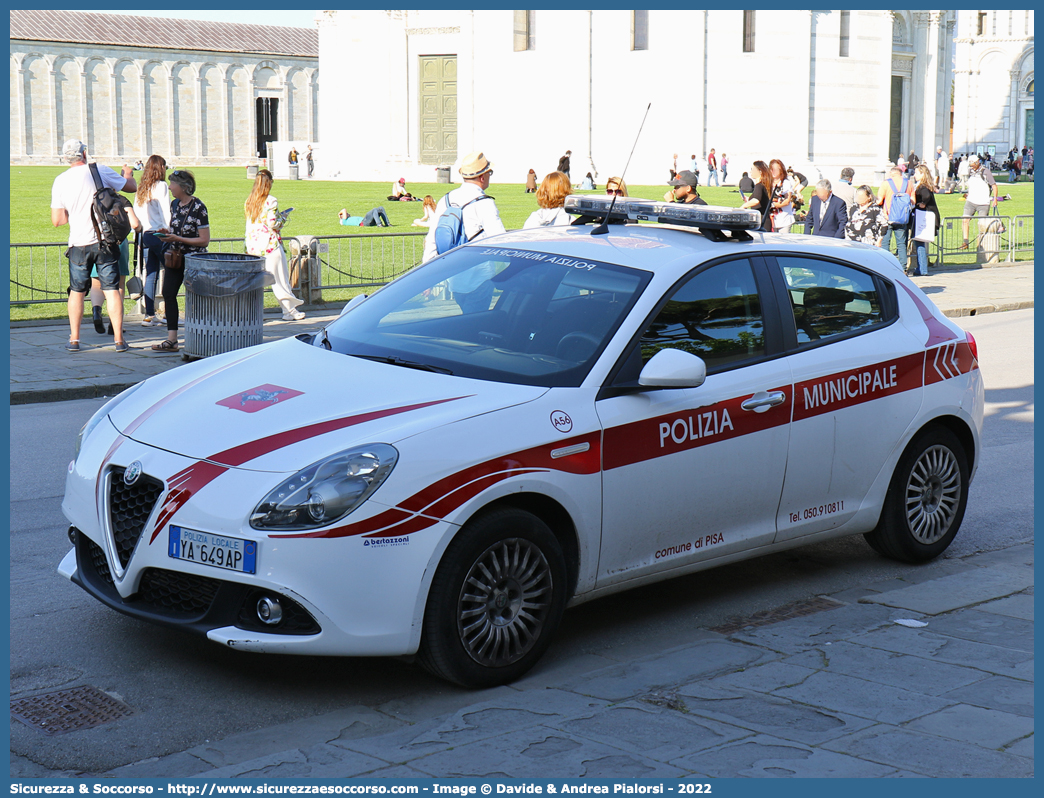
[[74, 381, 146, 461], [250, 443, 398, 530]]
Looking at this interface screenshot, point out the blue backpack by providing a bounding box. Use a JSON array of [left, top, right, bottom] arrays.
[[434, 194, 492, 255], [886, 177, 912, 225]]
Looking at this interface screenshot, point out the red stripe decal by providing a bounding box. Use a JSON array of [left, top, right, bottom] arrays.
[[151, 396, 470, 542], [364, 514, 440, 539], [924, 341, 979, 385], [150, 460, 229, 542], [793, 353, 924, 421], [603, 388, 791, 471], [272, 507, 414, 540], [207, 396, 471, 467], [272, 434, 600, 540], [126, 351, 262, 437], [422, 469, 547, 519]]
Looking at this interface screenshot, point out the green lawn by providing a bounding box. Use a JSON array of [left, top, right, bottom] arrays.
[[11, 165, 1035, 321]]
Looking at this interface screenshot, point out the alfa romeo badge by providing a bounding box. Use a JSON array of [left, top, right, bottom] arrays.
[[123, 461, 143, 486]]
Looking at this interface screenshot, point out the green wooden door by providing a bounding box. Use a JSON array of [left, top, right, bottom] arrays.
[[419, 55, 457, 166], [888, 76, 903, 163]]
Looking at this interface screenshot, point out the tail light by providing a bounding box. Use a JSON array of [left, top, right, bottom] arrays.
[[965, 330, 978, 361]]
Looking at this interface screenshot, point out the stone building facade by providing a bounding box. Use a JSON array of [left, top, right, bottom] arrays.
[[318, 9, 955, 185], [951, 10, 1034, 157], [10, 10, 319, 165]]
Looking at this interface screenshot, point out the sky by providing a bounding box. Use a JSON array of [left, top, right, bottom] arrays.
[[92, 9, 320, 28]]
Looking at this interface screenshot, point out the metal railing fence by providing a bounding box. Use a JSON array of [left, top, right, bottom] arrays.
[[10, 231, 427, 308], [9, 220, 1031, 311], [785, 215, 1032, 266]]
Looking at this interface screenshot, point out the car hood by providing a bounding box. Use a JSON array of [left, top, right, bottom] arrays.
[[110, 338, 548, 471]]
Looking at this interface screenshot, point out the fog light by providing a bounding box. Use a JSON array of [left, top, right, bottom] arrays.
[[68, 526, 79, 545], [256, 597, 283, 625]]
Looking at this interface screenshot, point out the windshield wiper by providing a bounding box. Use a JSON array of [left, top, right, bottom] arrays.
[[350, 354, 454, 375]]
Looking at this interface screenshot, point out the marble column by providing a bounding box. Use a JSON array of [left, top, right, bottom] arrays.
[[168, 74, 177, 156], [15, 65, 26, 157], [48, 67, 59, 156], [139, 70, 148, 157], [79, 66, 90, 149], [195, 72, 204, 159], [109, 66, 119, 157]]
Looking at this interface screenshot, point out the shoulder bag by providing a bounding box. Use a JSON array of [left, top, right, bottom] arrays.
[[126, 233, 145, 298], [164, 247, 184, 270]]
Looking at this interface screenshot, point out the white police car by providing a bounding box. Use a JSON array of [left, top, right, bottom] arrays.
[[60, 196, 983, 687]]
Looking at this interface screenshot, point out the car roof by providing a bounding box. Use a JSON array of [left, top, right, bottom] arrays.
[[472, 222, 897, 279]]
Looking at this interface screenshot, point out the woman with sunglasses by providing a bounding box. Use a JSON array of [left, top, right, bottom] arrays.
[[245, 169, 305, 321], [152, 169, 209, 352], [605, 177, 628, 197], [132, 154, 170, 326]]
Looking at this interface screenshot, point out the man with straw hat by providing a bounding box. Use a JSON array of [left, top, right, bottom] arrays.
[[422, 151, 505, 265]]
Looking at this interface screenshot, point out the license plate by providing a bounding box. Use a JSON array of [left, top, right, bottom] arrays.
[[168, 526, 257, 574]]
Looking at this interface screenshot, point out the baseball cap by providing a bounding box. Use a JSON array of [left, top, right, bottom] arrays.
[[62, 139, 86, 163], [398, 177, 406, 184], [968, 155, 980, 165], [668, 170, 698, 188]]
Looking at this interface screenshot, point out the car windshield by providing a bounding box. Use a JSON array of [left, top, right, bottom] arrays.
[[322, 245, 650, 387]]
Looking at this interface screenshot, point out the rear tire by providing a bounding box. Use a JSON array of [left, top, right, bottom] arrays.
[[418, 508, 567, 688], [864, 424, 969, 563]]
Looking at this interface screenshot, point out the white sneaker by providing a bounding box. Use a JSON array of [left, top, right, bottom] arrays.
[[141, 315, 163, 327], [282, 310, 306, 321]]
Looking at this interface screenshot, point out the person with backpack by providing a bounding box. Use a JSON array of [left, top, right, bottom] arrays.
[[50, 139, 136, 353], [959, 155, 999, 250], [876, 166, 916, 272], [421, 152, 506, 314], [422, 151, 505, 265]]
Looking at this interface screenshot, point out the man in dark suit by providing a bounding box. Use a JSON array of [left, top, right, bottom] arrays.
[[804, 179, 849, 238]]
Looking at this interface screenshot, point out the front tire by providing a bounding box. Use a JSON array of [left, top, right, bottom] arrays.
[[864, 424, 969, 563], [418, 508, 567, 688]]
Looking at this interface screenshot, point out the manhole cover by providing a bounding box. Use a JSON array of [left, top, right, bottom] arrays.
[[709, 596, 844, 635], [11, 685, 134, 735]]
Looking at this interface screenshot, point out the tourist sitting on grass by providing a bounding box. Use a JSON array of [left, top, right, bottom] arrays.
[[338, 207, 391, 227]]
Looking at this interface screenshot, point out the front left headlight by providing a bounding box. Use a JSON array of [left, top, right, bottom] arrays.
[[250, 444, 399, 530]]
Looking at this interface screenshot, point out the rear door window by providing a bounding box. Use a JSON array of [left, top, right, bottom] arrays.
[[776, 256, 891, 346]]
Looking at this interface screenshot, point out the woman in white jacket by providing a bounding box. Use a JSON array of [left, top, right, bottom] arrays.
[[245, 169, 304, 320], [523, 171, 572, 228]]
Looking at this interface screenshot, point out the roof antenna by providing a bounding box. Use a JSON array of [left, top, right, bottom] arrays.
[[591, 102, 651, 236]]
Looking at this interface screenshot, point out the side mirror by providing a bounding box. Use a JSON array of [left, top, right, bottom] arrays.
[[638, 349, 707, 389], [339, 294, 368, 317]]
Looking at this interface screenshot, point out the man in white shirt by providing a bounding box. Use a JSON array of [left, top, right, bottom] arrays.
[[935, 146, 948, 190], [422, 151, 506, 313], [391, 177, 416, 201], [50, 139, 136, 352], [960, 155, 999, 249]]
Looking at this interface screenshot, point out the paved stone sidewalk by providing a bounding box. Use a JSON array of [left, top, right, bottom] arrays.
[[8, 262, 1034, 405], [96, 542, 1032, 779]]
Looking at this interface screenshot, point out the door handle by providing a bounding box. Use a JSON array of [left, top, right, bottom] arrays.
[[741, 390, 786, 413]]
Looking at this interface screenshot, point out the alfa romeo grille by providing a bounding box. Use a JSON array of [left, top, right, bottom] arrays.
[[137, 569, 220, 617], [86, 539, 114, 587], [108, 466, 164, 569]]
